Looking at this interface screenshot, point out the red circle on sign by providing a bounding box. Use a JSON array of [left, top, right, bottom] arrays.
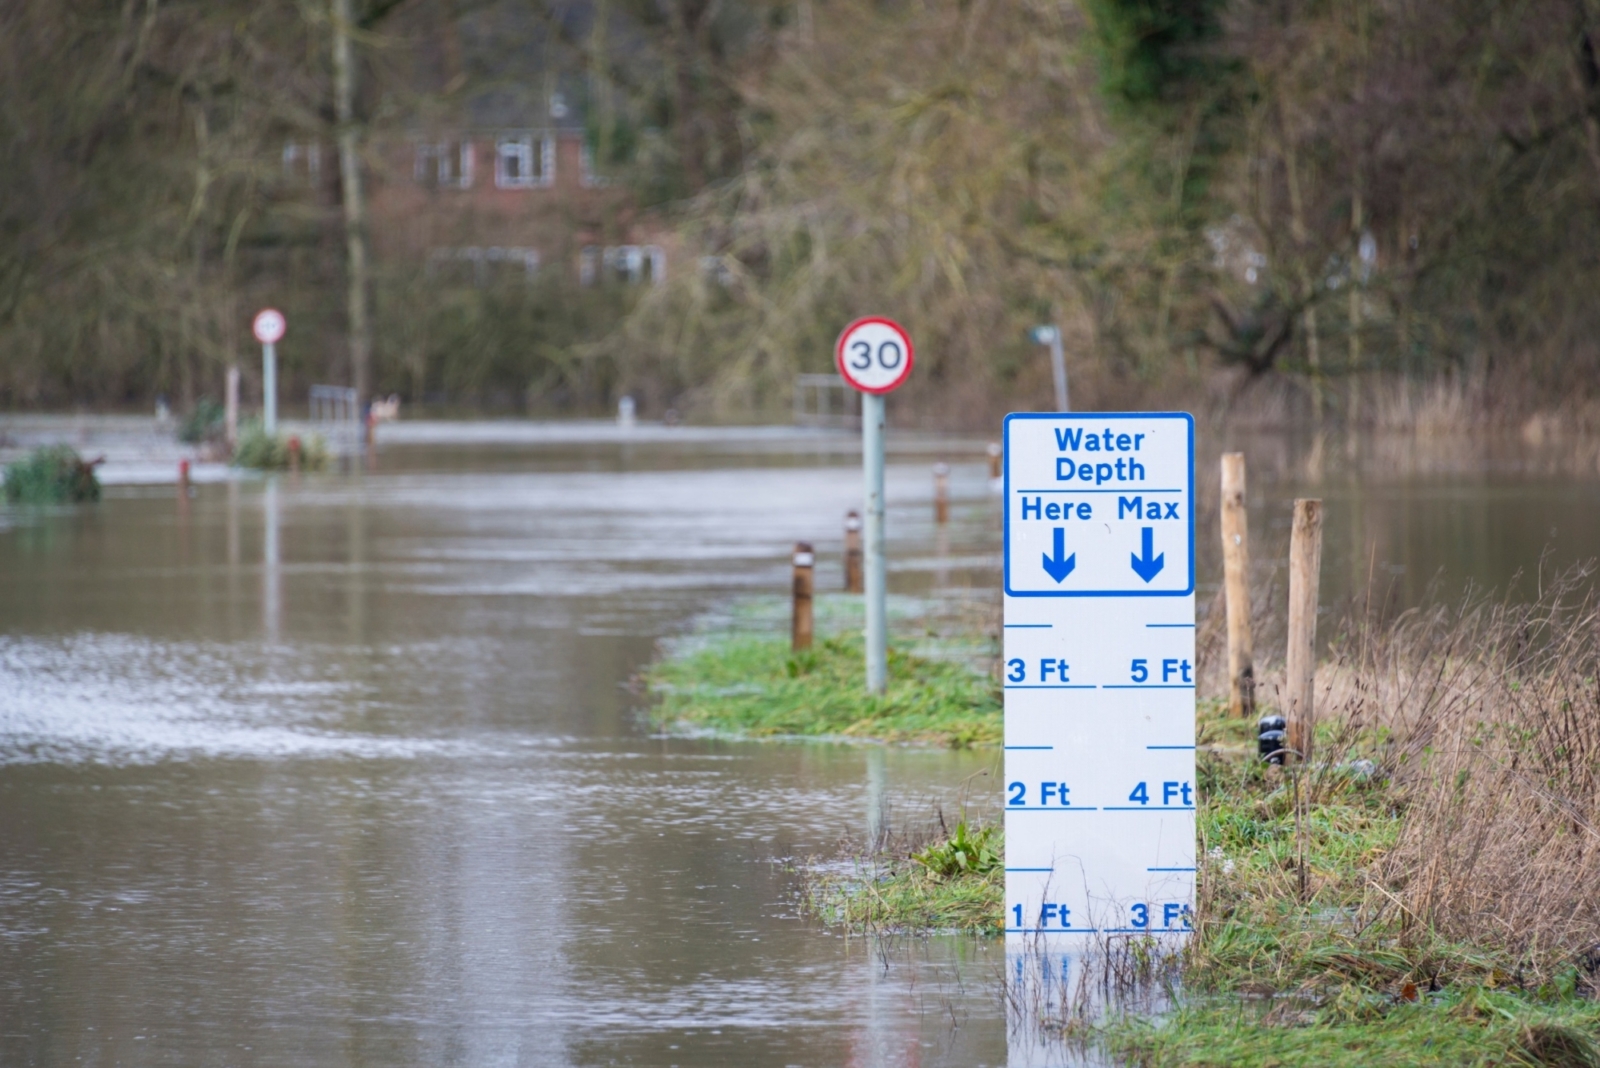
[[835, 317, 914, 395], [253, 308, 286, 345]]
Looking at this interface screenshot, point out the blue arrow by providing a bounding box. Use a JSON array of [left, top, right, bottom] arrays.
[[1130, 526, 1165, 583], [1042, 528, 1076, 583]]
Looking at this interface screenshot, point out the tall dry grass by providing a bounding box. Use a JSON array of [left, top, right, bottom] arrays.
[[1258, 567, 1600, 979]]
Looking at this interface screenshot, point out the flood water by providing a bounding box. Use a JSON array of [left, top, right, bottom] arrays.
[[1, 420, 1596, 1067]]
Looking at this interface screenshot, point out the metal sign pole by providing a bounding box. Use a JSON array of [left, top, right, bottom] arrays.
[[862, 391, 888, 695], [263, 341, 278, 436], [1049, 332, 1069, 413], [835, 315, 912, 696]]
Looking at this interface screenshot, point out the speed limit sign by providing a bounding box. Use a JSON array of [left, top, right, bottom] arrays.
[[253, 308, 286, 345], [835, 317, 914, 394]]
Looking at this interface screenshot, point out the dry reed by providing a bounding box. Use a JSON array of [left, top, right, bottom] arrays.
[[1259, 566, 1600, 984]]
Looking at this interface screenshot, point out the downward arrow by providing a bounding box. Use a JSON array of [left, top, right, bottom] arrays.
[[1130, 526, 1166, 583], [1041, 528, 1077, 583]]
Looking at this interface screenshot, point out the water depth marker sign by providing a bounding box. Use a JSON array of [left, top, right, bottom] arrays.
[[1003, 412, 1196, 941]]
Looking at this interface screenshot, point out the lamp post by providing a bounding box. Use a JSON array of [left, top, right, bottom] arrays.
[[1030, 324, 1069, 413]]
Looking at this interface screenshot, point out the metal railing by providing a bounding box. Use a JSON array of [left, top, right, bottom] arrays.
[[793, 373, 859, 429], [308, 385, 361, 449]]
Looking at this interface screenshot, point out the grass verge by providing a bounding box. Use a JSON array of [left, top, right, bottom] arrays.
[[231, 421, 329, 471], [1090, 699, 1600, 1067], [804, 820, 1003, 936], [3, 445, 101, 504], [646, 632, 1001, 748]]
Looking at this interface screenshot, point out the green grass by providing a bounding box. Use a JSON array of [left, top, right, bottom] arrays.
[[1106, 998, 1600, 1067], [1093, 704, 1600, 1066], [231, 421, 328, 471], [646, 632, 1001, 748], [3, 445, 101, 504], [804, 822, 1004, 936]]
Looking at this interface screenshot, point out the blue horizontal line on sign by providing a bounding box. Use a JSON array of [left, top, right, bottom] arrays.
[[1145, 623, 1195, 628], [1006, 806, 1100, 811], [1099, 927, 1190, 934], [1005, 867, 1053, 873], [1004, 684, 1097, 690], [1102, 685, 1195, 690], [1004, 745, 1054, 750], [1004, 624, 1052, 629], [1147, 745, 1196, 750], [1014, 488, 1183, 494], [1102, 806, 1196, 811], [1005, 928, 1099, 934], [1148, 867, 1197, 872]]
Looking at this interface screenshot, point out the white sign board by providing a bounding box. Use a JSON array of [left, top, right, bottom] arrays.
[[834, 317, 914, 395], [253, 308, 286, 345], [1003, 412, 1195, 941]]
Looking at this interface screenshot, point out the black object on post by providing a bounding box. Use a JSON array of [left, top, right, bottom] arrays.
[[1258, 714, 1287, 764]]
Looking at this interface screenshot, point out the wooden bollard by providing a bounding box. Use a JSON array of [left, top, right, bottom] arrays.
[[1285, 499, 1323, 764], [986, 442, 1002, 480], [365, 410, 377, 451], [933, 462, 950, 524], [287, 435, 302, 474], [792, 541, 815, 651], [1220, 454, 1254, 718], [844, 511, 863, 593], [177, 459, 190, 495]]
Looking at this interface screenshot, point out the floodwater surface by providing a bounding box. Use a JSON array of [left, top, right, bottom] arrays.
[[1, 421, 1596, 1068]]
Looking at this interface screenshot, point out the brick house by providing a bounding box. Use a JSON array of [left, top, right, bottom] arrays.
[[276, 87, 673, 292]]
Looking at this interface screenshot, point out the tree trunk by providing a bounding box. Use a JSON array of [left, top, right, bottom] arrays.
[[1349, 183, 1363, 424], [332, 0, 372, 403]]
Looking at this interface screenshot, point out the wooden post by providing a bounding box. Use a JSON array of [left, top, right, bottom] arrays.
[[933, 462, 950, 524], [287, 435, 302, 475], [986, 442, 1002, 481], [177, 459, 191, 495], [225, 365, 240, 449], [792, 541, 815, 651], [1286, 499, 1323, 764], [1220, 453, 1254, 718], [843, 511, 863, 593]]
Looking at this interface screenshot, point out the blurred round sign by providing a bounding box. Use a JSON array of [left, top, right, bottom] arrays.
[[252, 308, 286, 345], [835, 317, 914, 394]]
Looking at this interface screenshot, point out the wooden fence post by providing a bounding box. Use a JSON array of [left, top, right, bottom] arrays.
[[1286, 499, 1323, 764], [933, 462, 950, 524], [844, 511, 863, 593], [792, 541, 815, 651], [1221, 453, 1254, 718]]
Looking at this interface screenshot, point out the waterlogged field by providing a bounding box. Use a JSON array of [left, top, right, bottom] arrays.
[[5, 420, 1600, 1067]]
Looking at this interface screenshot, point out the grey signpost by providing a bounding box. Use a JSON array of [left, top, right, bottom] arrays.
[[253, 308, 287, 436], [835, 316, 914, 695], [1030, 324, 1069, 413]]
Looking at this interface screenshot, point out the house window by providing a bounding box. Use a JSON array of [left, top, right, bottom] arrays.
[[415, 141, 474, 189], [581, 245, 666, 286], [495, 133, 554, 188], [282, 141, 321, 182], [428, 247, 540, 286]]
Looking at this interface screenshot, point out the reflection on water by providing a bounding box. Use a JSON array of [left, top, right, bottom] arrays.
[[1, 425, 1596, 1067]]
